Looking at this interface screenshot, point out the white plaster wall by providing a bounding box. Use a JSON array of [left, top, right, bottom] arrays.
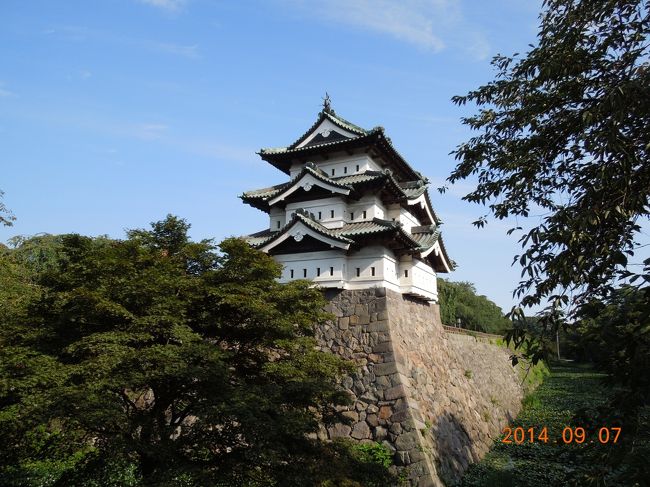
[[346, 194, 386, 221], [275, 250, 347, 286], [272, 247, 404, 294], [285, 197, 347, 229], [385, 205, 420, 232], [289, 154, 382, 179], [269, 206, 285, 231], [398, 256, 438, 301]]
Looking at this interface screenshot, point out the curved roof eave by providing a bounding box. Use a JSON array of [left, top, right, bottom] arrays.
[[255, 211, 353, 253]]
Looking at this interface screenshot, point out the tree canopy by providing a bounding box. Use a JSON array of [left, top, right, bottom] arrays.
[[447, 3, 649, 483], [437, 279, 511, 335], [0, 216, 392, 486], [448, 0, 649, 313]]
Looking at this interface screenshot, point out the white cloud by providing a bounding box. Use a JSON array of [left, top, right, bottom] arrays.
[[0, 83, 15, 97], [133, 123, 169, 140], [145, 41, 200, 59], [283, 0, 490, 58], [43, 25, 200, 60], [465, 32, 491, 60], [138, 0, 188, 12]]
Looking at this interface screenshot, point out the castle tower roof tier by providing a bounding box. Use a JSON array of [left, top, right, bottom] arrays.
[[247, 209, 452, 272], [241, 164, 439, 225], [259, 112, 423, 182]]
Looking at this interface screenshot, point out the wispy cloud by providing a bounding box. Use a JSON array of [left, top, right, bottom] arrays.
[[282, 0, 490, 58], [137, 0, 188, 12], [144, 41, 200, 59], [0, 83, 16, 98], [132, 123, 169, 140], [43, 25, 200, 60]]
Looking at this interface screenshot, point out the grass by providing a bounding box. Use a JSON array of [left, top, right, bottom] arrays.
[[456, 362, 648, 487]]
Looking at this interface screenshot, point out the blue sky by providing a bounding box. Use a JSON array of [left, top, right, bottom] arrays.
[[1, 0, 546, 314]]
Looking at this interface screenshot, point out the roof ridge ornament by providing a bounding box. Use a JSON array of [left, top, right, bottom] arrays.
[[322, 92, 334, 114]]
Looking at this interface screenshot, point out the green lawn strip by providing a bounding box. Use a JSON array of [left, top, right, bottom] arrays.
[[458, 362, 611, 487]]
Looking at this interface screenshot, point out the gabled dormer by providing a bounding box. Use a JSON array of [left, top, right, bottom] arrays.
[[289, 99, 368, 150]]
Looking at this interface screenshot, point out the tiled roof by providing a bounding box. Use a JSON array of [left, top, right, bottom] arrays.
[[241, 183, 285, 200], [249, 210, 354, 250], [259, 121, 422, 182], [241, 167, 426, 212], [246, 214, 442, 253], [286, 109, 369, 150], [410, 228, 442, 249]]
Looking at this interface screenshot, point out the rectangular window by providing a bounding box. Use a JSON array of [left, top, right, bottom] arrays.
[[331, 168, 335, 176], [371, 267, 375, 276], [330, 267, 334, 276], [356, 164, 360, 171], [276, 220, 281, 229], [330, 210, 334, 218], [344, 166, 348, 174], [303, 269, 307, 278], [316, 267, 321, 277], [350, 212, 354, 220], [356, 267, 360, 277], [404, 270, 408, 278], [363, 210, 367, 219], [318, 211, 322, 220], [290, 269, 294, 278]]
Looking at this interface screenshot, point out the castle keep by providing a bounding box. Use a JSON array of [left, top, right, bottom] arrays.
[[241, 97, 453, 302], [240, 100, 525, 486]]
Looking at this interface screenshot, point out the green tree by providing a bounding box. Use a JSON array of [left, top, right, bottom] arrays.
[[0, 216, 392, 486], [447, 2, 649, 483], [575, 286, 650, 408], [0, 189, 16, 226], [437, 279, 511, 334], [447, 0, 649, 357]]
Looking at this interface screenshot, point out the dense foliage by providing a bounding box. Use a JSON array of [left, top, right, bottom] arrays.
[[0, 216, 393, 486], [572, 286, 650, 419], [448, 2, 649, 483], [447, 0, 649, 359], [437, 279, 510, 334], [459, 363, 649, 487]]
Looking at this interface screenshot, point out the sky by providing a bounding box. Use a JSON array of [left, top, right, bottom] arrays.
[[1, 0, 547, 314]]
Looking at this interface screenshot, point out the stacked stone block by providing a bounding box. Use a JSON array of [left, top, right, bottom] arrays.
[[316, 288, 524, 487]]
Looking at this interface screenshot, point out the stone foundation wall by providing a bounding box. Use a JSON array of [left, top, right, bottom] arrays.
[[317, 288, 524, 487]]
